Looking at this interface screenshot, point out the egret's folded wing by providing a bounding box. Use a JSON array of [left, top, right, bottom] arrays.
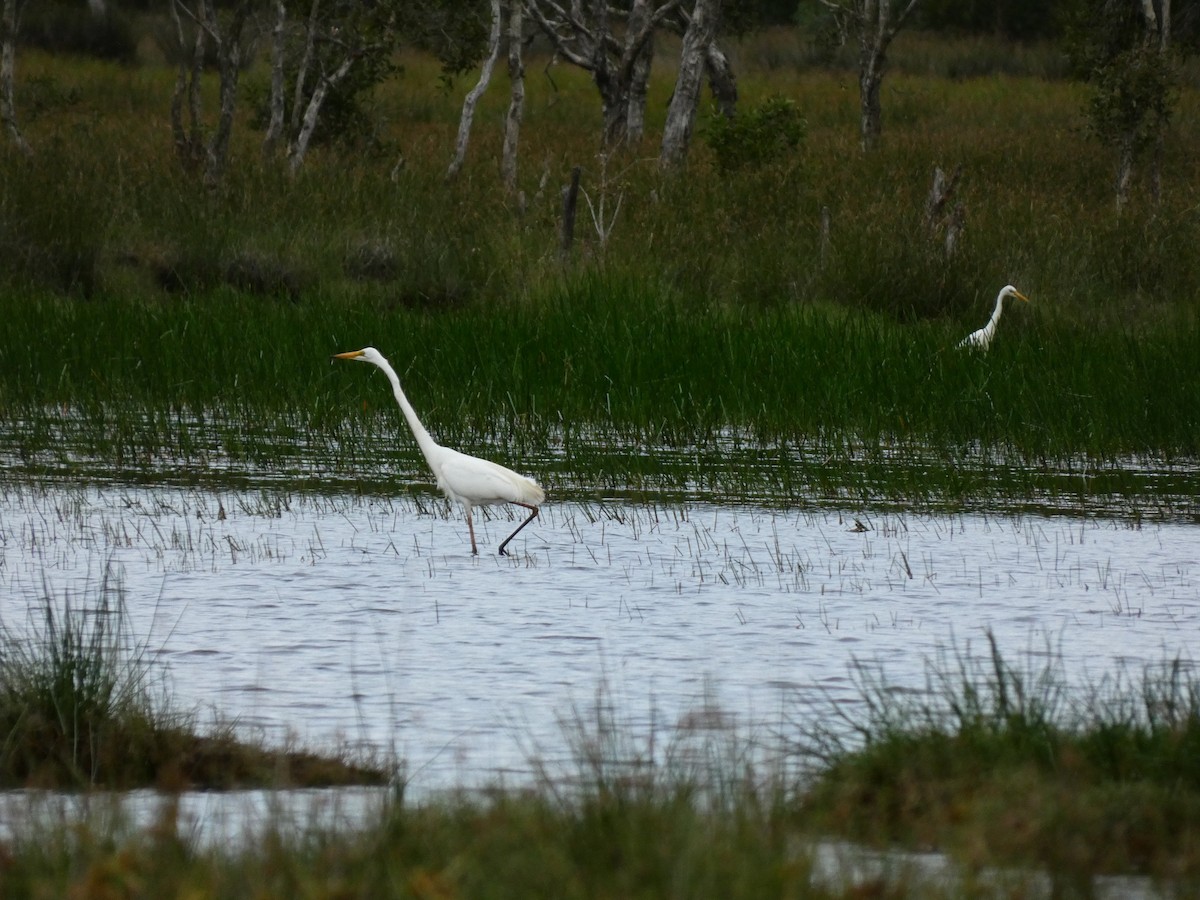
[[438, 451, 543, 506]]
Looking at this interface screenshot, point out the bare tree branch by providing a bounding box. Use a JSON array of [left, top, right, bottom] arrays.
[[821, 0, 920, 150], [206, 0, 250, 185], [291, 0, 321, 135], [169, 0, 205, 170], [527, 0, 593, 69], [288, 52, 355, 174], [168, 0, 250, 186], [529, 0, 682, 147], [625, 0, 653, 142], [704, 40, 736, 118], [263, 0, 286, 155]]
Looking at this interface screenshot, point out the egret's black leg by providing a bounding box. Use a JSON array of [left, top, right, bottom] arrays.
[[498, 504, 540, 556]]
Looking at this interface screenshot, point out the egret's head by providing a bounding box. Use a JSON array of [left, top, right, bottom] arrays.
[[332, 347, 383, 366], [1003, 285, 1031, 304]]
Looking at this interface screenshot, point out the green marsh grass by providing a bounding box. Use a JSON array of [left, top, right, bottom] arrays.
[[0, 572, 390, 790], [796, 631, 1200, 886], [0, 38, 1198, 512], [0, 568, 162, 787], [1, 280, 1198, 513]]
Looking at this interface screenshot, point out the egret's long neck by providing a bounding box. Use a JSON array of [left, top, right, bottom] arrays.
[[378, 364, 441, 466], [985, 295, 1006, 333]]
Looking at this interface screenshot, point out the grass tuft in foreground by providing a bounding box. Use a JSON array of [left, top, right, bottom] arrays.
[[0, 690, 831, 900], [796, 630, 1200, 886], [0, 572, 389, 791], [5, 639, 1200, 895]]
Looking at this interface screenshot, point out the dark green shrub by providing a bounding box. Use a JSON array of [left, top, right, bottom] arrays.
[[0, 146, 108, 297], [703, 95, 805, 173]]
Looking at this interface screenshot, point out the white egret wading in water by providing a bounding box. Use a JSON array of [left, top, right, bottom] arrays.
[[957, 284, 1031, 351], [333, 347, 545, 556]]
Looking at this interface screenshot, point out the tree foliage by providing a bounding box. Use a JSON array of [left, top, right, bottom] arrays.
[[1064, 0, 1179, 207], [1084, 44, 1176, 161], [255, 0, 489, 154], [797, 0, 1197, 43], [1066, 1, 1176, 157], [911, 0, 1069, 40], [702, 95, 804, 173], [724, 0, 800, 34], [18, 1, 138, 62], [407, 0, 491, 79]]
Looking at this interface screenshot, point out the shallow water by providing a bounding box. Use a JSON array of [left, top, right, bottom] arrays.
[[5, 411, 1200, 519], [1, 480, 1196, 797]]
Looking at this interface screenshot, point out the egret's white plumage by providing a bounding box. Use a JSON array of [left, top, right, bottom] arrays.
[[958, 284, 1030, 352], [333, 347, 544, 556]]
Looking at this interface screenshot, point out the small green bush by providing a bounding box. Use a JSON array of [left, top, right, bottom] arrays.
[[703, 95, 806, 173]]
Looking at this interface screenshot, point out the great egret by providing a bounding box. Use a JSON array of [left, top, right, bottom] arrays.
[[957, 284, 1031, 351], [333, 347, 545, 556]]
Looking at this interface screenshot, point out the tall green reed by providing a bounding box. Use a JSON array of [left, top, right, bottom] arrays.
[[794, 631, 1200, 882], [0, 569, 164, 786], [1, 274, 1198, 491], [0, 48, 1198, 505]]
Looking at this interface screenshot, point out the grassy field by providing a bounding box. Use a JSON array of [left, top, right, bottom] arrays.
[[0, 30, 1198, 516]]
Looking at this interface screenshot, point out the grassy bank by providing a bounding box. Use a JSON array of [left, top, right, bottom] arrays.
[[796, 632, 1200, 892], [2, 35, 1196, 319], [0, 574, 390, 791]]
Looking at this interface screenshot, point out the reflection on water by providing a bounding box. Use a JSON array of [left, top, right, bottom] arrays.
[[0, 481, 1196, 798]]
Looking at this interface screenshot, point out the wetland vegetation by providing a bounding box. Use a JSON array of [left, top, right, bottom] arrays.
[[1, 11, 1199, 898], [0, 575, 390, 791], [1, 21, 1198, 515]]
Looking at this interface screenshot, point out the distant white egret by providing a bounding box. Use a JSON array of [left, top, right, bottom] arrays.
[[333, 347, 544, 556], [957, 284, 1030, 351]]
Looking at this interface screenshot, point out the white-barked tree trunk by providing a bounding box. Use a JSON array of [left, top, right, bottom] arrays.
[[501, 0, 525, 192], [659, 0, 718, 168], [447, 0, 503, 182], [0, 0, 30, 156]]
